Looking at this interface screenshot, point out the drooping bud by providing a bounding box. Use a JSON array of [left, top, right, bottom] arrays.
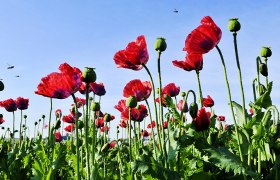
[[154, 37, 167, 52], [126, 96, 137, 108], [260, 47, 272, 58], [54, 119, 61, 130], [259, 63, 268, 77], [82, 67, 96, 83], [90, 102, 100, 111], [77, 120, 84, 129], [228, 18, 241, 32], [257, 84, 267, 95], [189, 102, 198, 118], [0, 81, 4, 91]]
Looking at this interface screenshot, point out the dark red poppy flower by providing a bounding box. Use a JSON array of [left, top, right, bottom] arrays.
[[90, 82, 106, 96], [172, 53, 203, 72], [70, 107, 82, 118], [64, 124, 75, 132], [113, 35, 149, 71], [249, 108, 254, 116], [95, 118, 104, 128], [55, 131, 63, 142], [0, 114, 5, 125], [141, 130, 150, 137], [15, 97, 29, 110], [177, 100, 188, 112], [102, 113, 115, 122], [55, 109, 62, 118], [110, 141, 117, 149], [217, 116, 225, 122], [35, 63, 82, 99], [0, 98, 17, 112], [123, 79, 152, 101], [101, 125, 110, 133], [194, 108, 211, 131], [114, 99, 127, 113], [183, 16, 222, 54], [162, 83, 180, 97], [62, 114, 75, 123], [156, 94, 167, 107], [147, 120, 156, 129], [121, 104, 148, 122], [202, 95, 214, 107], [119, 120, 127, 128], [75, 97, 86, 108]]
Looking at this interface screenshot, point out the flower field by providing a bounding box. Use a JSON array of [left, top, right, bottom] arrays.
[[0, 16, 279, 180]]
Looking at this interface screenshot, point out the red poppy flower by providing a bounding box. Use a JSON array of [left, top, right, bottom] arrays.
[[102, 113, 115, 122], [113, 35, 149, 71], [75, 97, 86, 108], [114, 99, 127, 113], [110, 141, 117, 149], [202, 95, 214, 107], [62, 114, 75, 123], [123, 79, 152, 101], [147, 120, 156, 129], [101, 125, 110, 133], [162, 83, 180, 97], [156, 94, 167, 107], [64, 124, 75, 132], [90, 82, 106, 96], [70, 107, 82, 118], [95, 118, 104, 128], [172, 53, 203, 72], [177, 100, 188, 112], [217, 116, 225, 122], [141, 130, 150, 137], [163, 121, 168, 129], [0, 98, 17, 112], [15, 97, 29, 110], [194, 108, 211, 131], [119, 120, 127, 128], [183, 16, 222, 54], [35, 63, 82, 99], [55, 109, 62, 118], [55, 131, 63, 142], [0, 114, 5, 125]]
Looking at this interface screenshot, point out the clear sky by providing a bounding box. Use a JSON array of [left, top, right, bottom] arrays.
[[0, 1, 279, 138]]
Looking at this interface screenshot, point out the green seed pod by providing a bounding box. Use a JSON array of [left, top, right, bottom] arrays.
[[259, 63, 268, 77], [101, 143, 110, 153], [189, 102, 198, 118], [260, 47, 272, 58], [126, 96, 137, 108], [180, 92, 186, 97], [156, 88, 160, 94], [54, 119, 61, 130], [82, 67, 96, 83], [90, 102, 100, 111], [154, 37, 167, 52], [228, 18, 241, 32], [0, 81, 4, 91]]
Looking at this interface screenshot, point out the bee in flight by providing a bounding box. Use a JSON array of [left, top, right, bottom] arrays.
[[173, 9, 178, 13], [7, 63, 14, 69]]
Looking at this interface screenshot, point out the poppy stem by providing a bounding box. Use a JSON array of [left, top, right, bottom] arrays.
[[145, 99, 157, 156], [264, 58, 269, 88], [256, 57, 262, 97], [233, 33, 247, 125], [252, 78, 257, 102], [85, 84, 91, 178], [12, 111, 15, 143], [216, 45, 244, 162], [128, 107, 132, 176], [19, 110, 23, 145], [48, 98, 53, 143], [142, 64, 164, 159], [71, 94, 81, 180], [195, 71, 203, 108], [157, 51, 168, 168]]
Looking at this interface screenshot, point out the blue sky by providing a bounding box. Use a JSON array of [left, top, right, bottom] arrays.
[[0, 1, 279, 138]]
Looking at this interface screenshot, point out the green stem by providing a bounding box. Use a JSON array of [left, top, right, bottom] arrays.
[[128, 107, 132, 177], [258, 148, 261, 175], [256, 57, 261, 97], [157, 51, 168, 168], [72, 94, 81, 180], [12, 111, 15, 143], [252, 78, 257, 102], [195, 71, 203, 108], [216, 45, 244, 162], [48, 98, 53, 143], [264, 58, 269, 88], [85, 84, 90, 178], [19, 110, 23, 145], [91, 110, 97, 178], [145, 100, 157, 155], [233, 33, 247, 125], [142, 64, 163, 157]]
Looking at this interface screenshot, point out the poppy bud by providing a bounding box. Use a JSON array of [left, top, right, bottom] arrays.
[[126, 96, 137, 108], [54, 119, 61, 130], [156, 88, 160, 94], [260, 47, 272, 58], [24, 115, 27, 119], [77, 120, 84, 129], [39, 119, 41, 122], [75, 138, 83, 147], [82, 67, 96, 83], [0, 81, 4, 91], [228, 18, 241, 32], [180, 92, 186, 97], [42, 115, 46, 119], [154, 37, 167, 52], [189, 102, 198, 118], [257, 84, 266, 95], [104, 114, 112, 122], [34, 121, 38, 126], [91, 102, 100, 111], [1, 127, 4, 130], [0, 114, 2, 118], [259, 63, 268, 77], [101, 143, 110, 153]]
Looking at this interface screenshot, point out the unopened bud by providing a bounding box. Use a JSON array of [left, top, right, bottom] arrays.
[[189, 102, 198, 118], [126, 96, 137, 108], [180, 92, 186, 97], [260, 47, 272, 58], [154, 37, 167, 52], [82, 67, 96, 83], [0, 81, 4, 91], [90, 102, 100, 111], [259, 63, 268, 77], [54, 119, 61, 130], [228, 18, 241, 32]]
